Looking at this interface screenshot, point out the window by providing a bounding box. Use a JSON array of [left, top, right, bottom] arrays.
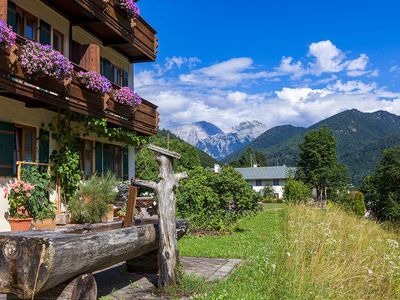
[[255, 179, 262, 186], [273, 179, 280, 186], [80, 139, 94, 178], [53, 29, 64, 53], [100, 57, 128, 86], [15, 125, 37, 162], [8, 2, 38, 41], [39, 20, 51, 45]]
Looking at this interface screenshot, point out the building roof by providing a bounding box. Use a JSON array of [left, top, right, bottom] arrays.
[[234, 166, 296, 180]]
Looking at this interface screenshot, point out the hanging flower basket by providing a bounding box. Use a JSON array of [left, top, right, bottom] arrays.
[[8, 218, 33, 231]]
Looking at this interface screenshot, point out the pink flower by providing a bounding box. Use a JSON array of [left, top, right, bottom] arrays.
[[14, 188, 19, 193], [26, 193, 31, 198]]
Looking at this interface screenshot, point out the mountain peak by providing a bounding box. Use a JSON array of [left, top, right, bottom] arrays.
[[172, 121, 223, 146]]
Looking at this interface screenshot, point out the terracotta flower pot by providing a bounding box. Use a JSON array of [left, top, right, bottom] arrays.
[[8, 218, 33, 231], [119, 215, 125, 221], [34, 218, 56, 231]]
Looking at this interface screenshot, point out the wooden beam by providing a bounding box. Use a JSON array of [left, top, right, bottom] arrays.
[[148, 144, 181, 160], [102, 38, 127, 46], [124, 186, 137, 227], [0, 0, 7, 21]]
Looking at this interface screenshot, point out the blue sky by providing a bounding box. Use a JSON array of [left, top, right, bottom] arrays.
[[135, 0, 400, 131]]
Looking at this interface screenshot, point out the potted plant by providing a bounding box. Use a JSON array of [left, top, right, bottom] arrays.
[[0, 19, 17, 72], [108, 86, 142, 119], [115, 0, 140, 20], [76, 71, 112, 110], [117, 204, 126, 221], [21, 167, 56, 230], [4, 180, 34, 231], [68, 173, 118, 224], [19, 41, 74, 93]]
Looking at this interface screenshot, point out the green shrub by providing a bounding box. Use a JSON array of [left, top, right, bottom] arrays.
[[283, 178, 310, 204], [68, 173, 118, 223], [177, 166, 261, 231], [21, 166, 55, 220], [337, 191, 366, 217]]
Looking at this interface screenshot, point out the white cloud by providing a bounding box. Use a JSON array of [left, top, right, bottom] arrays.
[[309, 40, 345, 74], [276, 87, 332, 104], [164, 56, 201, 70], [329, 80, 376, 93]]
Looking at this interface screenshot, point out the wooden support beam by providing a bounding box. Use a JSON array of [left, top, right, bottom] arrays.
[[0, 0, 7, 21], [124, 186, 137, 227]]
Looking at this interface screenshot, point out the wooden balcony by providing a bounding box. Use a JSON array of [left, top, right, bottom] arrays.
[[0, 38, 159, 136], [41, 0, 158, 62]]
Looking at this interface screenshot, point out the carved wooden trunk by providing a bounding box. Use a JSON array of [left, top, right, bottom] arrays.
[[0, 220, 188, 299]]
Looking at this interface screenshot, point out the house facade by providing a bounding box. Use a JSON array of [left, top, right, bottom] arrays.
[[235, 166, 296, 198], [0, 0, 158, 230]]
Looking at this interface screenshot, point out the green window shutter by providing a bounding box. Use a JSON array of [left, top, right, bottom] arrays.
[[39, 20, 51, 45], [39, 129, 50, 163], [103, 143, 112, 173], [7, 1, 17, 30], [0, 121, 15, 177], [123, 147, 129, 180], [102, 58, 113, 82], [122, 69, 129, 87], [95, 142, 103, 175]]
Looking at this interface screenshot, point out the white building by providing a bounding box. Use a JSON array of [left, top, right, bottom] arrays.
[[235, 165, 296, 198]]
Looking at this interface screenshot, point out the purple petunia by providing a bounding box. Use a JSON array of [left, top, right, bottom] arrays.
[[0, 19, 16, 51], [114, 87, 142, 107], [20, 41, 74, 81], [116, 0, 140, 19], [77, 71, 112, 95]]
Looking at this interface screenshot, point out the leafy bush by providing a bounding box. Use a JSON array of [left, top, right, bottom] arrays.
[[21, 166, 55, 220], [283, 178, 310, 204], [336, 191, 366, 217], [177, 166, 261, 231], [68, 173, 118, 223]]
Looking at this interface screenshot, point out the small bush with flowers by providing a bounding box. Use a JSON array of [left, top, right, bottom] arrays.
[[113, 87, 142, 107], [4, 180, 34, 219], [20, 41, 74, 81], [116, 0, 140, 19], [77, 71, 112, 95], [0, 19, 16, 51]]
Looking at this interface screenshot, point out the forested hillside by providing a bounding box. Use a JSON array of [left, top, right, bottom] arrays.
[[225, 110, 400, 185]]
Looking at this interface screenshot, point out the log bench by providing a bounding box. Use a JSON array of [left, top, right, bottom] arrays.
[[0, 219, 188, 299]]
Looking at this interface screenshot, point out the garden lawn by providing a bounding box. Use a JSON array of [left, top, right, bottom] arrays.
[[177, 204, 400, 299]]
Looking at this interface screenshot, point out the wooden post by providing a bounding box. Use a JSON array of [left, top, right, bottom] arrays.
[[124, 186, 137, 227], [133, 145, 188, 288], [0, 0, 7, 21]]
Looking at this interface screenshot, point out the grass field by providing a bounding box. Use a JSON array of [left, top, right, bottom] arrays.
[[177, 204, 400, 299]]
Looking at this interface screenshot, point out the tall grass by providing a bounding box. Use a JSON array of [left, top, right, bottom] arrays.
[[178, 204, 400, 299], [280, 205, 400, 299]]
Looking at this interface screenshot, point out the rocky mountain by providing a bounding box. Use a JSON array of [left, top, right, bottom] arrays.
[[224, 109, 400, 185], [172, 121, 224, 146], [173, 120, 267, 160]]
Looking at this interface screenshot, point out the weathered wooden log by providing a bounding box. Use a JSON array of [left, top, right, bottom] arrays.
[[0, 220, 188, 299], [133, 144, 188, 288]]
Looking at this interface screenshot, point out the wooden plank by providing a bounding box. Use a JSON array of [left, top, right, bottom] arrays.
[[148, 144, 181, 160], [0, 0, 7, 21], [124, 186, 137, 227]]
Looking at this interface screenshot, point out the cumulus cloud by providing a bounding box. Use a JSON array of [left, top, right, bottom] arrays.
[[134, 40, 399, 131]]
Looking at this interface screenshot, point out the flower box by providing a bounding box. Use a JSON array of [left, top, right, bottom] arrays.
[[8, 218, 33, 231], [29, 76, 67, 94], [33, 218, 56, 230], [81, 88, 109, 111], [107, 98, 132, 119]]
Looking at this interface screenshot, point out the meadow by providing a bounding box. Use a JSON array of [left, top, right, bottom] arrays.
[[177, 204, 400, 299]]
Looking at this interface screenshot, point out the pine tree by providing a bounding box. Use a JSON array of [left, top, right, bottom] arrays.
[[296, 127, 348, 208]]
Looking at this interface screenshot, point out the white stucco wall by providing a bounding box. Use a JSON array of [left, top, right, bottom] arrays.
[[249, 179, 287, 199]]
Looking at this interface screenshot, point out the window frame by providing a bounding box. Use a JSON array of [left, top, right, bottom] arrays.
[[272, 179, 280, 186], [80, 139, 94, 178], [16, 6, 38, 41], [255, 179, 262, 187], [15, 124, 37, 162], [52, 28, 64, 54]]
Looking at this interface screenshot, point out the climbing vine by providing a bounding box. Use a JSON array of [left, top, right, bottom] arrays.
[[46, 112, 149, 203]]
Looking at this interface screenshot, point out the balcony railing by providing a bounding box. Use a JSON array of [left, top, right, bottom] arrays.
[[41, 0, 158, 62], [0, 36, 159, 136]]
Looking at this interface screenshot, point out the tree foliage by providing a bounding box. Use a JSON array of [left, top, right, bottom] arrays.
[[361, 146, 400, 222], [230, 147, 267, 167], [296, 127, 348, 206], [283, 178, 310, 204], [176, 166, 261, 231]]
